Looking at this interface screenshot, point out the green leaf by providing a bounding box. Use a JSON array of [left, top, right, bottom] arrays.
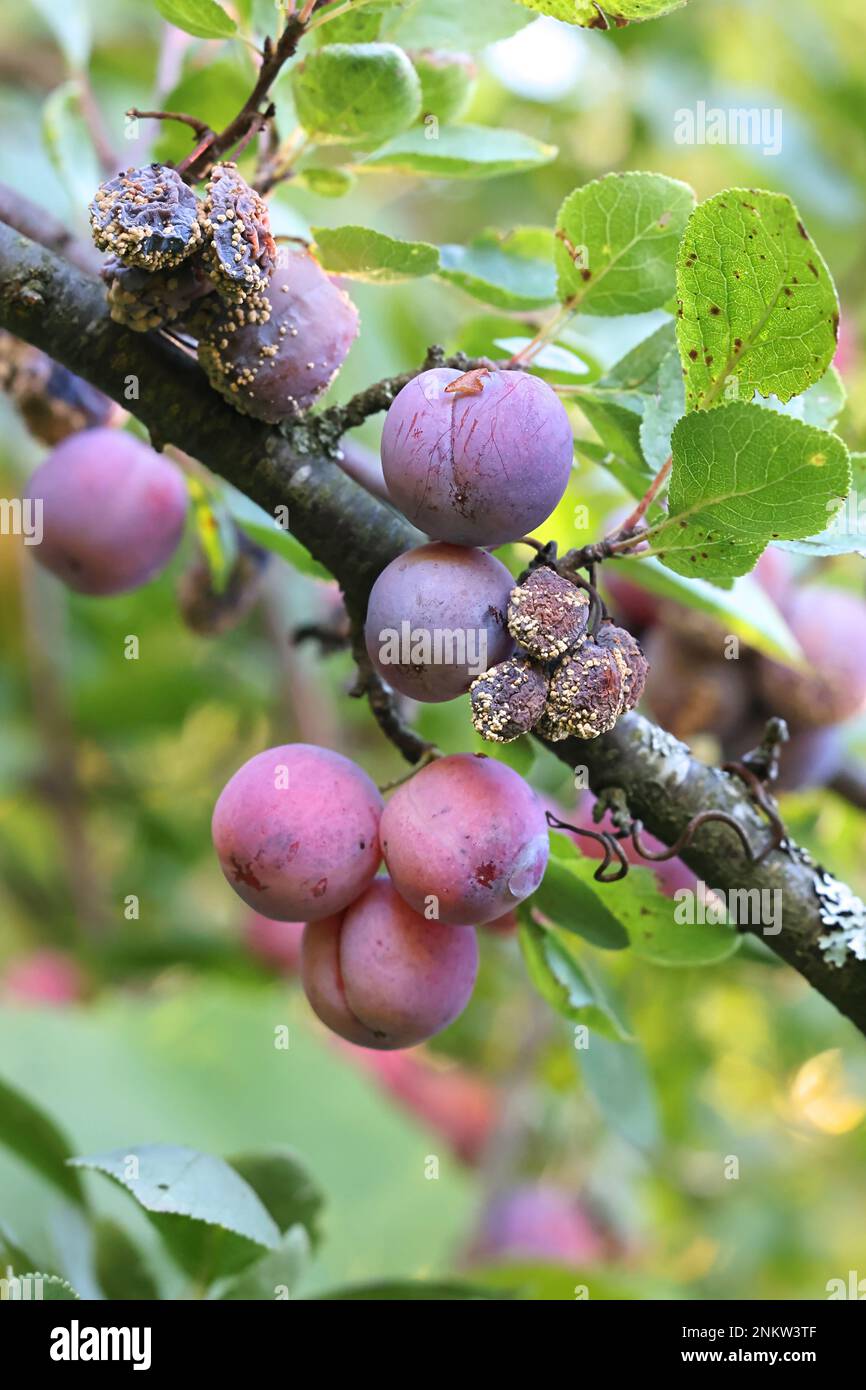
[[93, 1218, 159, 1300], [0, 1073, 86, 1208], [579, 1034, 660, 1152], [313, 5, 387, 45], [779, 452, 866, 557], [578, 397, 649, 475], [648, 402, 851, 581], [437, 228, 557, 310], [514, 0, 600, 20], [555, 172, 696, 314], [30, 0, 91, 69], [754, 364, 846, 431], [188, 477, 238, 596], [154, 0, 237, 39], [361, 124, 557, 179], [515, 0, 686, 20], [584, 320, 678, 412], [42, 81, 102, 213], [311, 225, 439, 283], [69, 1145, 280, 1283], [292, 43, 421, 145], [217, 1224, 310, 1300], [640, 348, 685, 471], [494, 338, 589, 377], [224, 488, 330, 580], [227, 1149, 325, 1246], [294, 166, 356, 198], [1, 1272, 81, 1300], [518, 920, 631, 1040], [602, 557, 802, 663], [600, 863, 740, 967], [382, 0, 532, 48], [153, 61, 252, 166], [312, 1278, 507, 1299], [532, 838, 629, 950], [676, 189, 839, 410], [0, 1222, 43, 1276]]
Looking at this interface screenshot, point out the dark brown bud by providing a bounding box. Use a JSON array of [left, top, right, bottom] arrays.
[[507, 567, 589, 662], [470, 657, 549, 743]]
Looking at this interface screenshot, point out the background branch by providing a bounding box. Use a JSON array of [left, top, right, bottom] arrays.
[[2, 221, 865, 1035]]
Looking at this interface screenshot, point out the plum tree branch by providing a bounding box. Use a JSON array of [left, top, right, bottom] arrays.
[[2, 219, 866, 1036]]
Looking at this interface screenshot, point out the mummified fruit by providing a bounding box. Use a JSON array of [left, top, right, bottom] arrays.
[[200, 163, 276, 309], [102, 255, 214, 332], [507, 567, 589, 662], [301, 879, 478, 1050], [541, 620, 647, 741], [198, 250, 359, 423], [470, 657, 549, 743], [89, 164, 202, 270], [0, 332, 118, 444]]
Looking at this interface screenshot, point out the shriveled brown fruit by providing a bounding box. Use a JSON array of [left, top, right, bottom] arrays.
[[89, 164, 202, 270], [542, 620, 647, 740], [0, 332, 119, 444], [507, 567, 589, 662], [102, 256, 215, 332], [642, 626, 748, 741], [470, 657, 549, 743]]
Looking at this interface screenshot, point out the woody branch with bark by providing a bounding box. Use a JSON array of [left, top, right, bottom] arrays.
[[2, 218, 866, 1036]]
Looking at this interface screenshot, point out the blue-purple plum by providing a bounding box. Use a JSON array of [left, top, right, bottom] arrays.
[[380, 753, 549, 925], [198, 249, 359, 423], [23, 428, 188, 595], [212, 743, 382, 921], [381, 367, 573, 546], [364, 542, 515, 702], [301, 878, 478, 1050]]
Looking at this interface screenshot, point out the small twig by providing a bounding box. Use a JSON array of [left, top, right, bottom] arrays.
[[292, 620, 351, 655], [178, 15, 307, 182], [78, 74, 120, 175], [128, 108, 213, 140], [607, 454, 672, 541], [350, 633, 438, 767]]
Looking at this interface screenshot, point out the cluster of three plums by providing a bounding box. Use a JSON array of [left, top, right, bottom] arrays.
[[212, 743, 549, 1050]]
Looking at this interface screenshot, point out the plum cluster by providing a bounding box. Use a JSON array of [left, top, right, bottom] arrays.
[[606, 545, 866, 792], [366, 365, 580, 708], [90, 161, 359, 424], [471, 567, 648, 744], [212, 744, 549, 1049]]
